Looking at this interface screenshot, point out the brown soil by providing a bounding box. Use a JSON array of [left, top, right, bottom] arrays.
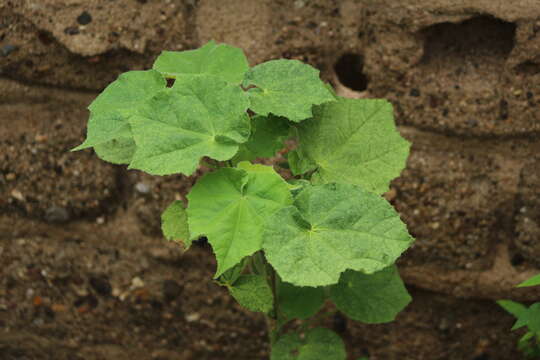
[[1, 0, 539, 359]]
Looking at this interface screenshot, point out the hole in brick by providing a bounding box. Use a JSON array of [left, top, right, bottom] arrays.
[[511, 253, 525, 266], [516, 61, 540, 75], [334, 53, 369, 91], [419, 16, 516, 90]]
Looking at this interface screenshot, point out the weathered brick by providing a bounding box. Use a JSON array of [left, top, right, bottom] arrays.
[[0, 79, 119, 221], [361, 0, 540, 136], [514, 157, 540, 267], [393, 128, 522, 270]]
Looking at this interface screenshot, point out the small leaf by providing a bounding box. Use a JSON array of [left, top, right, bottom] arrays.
[[229, 274, 273, 313], [293, 97, 410, 194], [527, 303, 540, 333], [128, 75, 250, 176], [498, 300, 531, 331], [329, 266, 411, 324], [243, 59, 335, 122], [73, 70, 166, 164], [288, 149, 317, 176], [263, 183, 413, 287], [271, 328, 346, 360], [161, 200, 190, 245], [518, 274, 540, 288], [187, 165, 292, 277], [277, 280, 325, 320], [153, 40, 249, 84], [233, 115, 290, 162]]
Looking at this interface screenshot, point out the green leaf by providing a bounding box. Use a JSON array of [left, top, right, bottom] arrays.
[[288, 149, 317, 176], [243, 59, 335, 122], [233, 115, 289, 162], [498, 300, 533, 331], [187, 165, 292, 277], [161, 200, 190, 245], [329, 265, 411, 324], [128, 75, 250, 176], [287, 179, 311, 197], [263, 183, 413, 287], [271, 328, 346, 360], [518, 274, 540, 288], [527, 303, 540, 333], [93, 137, 136, 165], [153, 40, 249, 84], [73, 70, 166, 164], [498, 300, 528, 319], [229, 274, 273, 313], [293, 97, 410, 194], [277, 280, 325, 320]]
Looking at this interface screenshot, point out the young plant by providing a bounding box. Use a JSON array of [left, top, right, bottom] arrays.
[[73, 41, 415, 359], [498, 274, 540, 358]]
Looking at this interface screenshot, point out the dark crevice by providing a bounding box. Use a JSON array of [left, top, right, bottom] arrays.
[[334, 53, 369, 91]]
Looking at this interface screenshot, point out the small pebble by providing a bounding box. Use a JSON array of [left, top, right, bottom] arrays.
[[77, 11, 92, 25], [45, 206, 70, 223], [131, 277, 144, 290], [1, 44, 17, 57], [135, 182, 151, 194], [185, 313, 200, 322], [10, 189, 24, 201], [64, 26, 80, 35], [5, 173, 16, 181]]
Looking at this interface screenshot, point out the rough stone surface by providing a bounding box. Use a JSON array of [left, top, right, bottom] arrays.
[[1, 0, 539, 358], [361, 0, 540, 137], [514, 157, 540, 267], [0, 79, 119, 220]]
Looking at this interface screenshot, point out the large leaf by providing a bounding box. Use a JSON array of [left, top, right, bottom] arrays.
[[233, 115, 290, 162], [329, 265, 411, 324], [161, 200, 190, 245], [518, 274, 540, 288], [73, 70, 166, 164], [243, 59, 335, 122], [229, 274, 273, 313], [292, 97, 410, 194], [187, 164, 292, 277], [128, 76, 250, 176], [153, 40, 249, 84], [271, 328, 346, 360], [277, 279, 325, 320], [263, 183, 413, 287]]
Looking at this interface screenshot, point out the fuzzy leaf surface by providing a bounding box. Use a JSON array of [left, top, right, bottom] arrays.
[[73, 70, 166, 163], [128, 76, 250, 175], [271, 328, 346, 360], [161, 200, 190, 245], [93, 137, 136, 164], [187, 165, 292, 277], [263, 183, 413, 287], [233, 115, 289, 162], [277, 280, 325, 320], [243, 59, 335, 122], [153, 40, 249, 84], [229, 274, 273, 313], [518, 274, 540, 288], [329, 265, 411, 323], [293, 97, 410, 194]]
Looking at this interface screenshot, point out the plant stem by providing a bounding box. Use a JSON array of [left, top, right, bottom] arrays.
[[265, 259, 280, 348]]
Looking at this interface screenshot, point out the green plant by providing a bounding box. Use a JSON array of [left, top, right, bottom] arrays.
[[73, 41, 415, 359], [498, 274, 540, 358]]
